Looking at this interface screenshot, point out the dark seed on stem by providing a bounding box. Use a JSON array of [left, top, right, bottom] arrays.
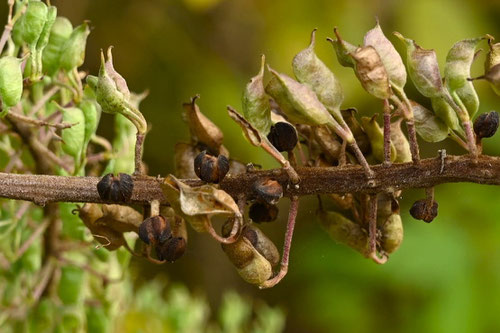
[[253, 179, 283, 205], [194, 150, 229, 183], [249, 202, 279, 223], [474, 111, 499, 139], [96, 173, 134, 202], [138, 215, 171, 245], [267, 122, 298, 152], [410, 199, 438, 223]]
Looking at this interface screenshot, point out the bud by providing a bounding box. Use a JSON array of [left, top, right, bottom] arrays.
[[394, 32, 443, 98], [380, 213, 403, 254], [327, 27, 357, 68], [156, 236, 187, 262], [390, 119, 412, 163], [253, 179, 283, 205], [42, 17, 73, 76], [410, 199, 438, 223], [194, 150, 229, 183], [267, 122, 298, 152], [350, 46, 392, 100], [412, 101, 449, 143], [249, 202, 279, 223], [59, 22, 90, 71], [292, 29, 344, 122], [138, 215, 171, 245], [96, 173, 134, 202], [0, 56, 24, 112], [242, 55, 272, 134], [360, 115, 397, 163], [473, 111, 499, 139]]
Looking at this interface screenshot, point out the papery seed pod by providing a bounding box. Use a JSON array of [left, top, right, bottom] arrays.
[[100, 204, 142, 232], [474, 63, 500, 96], [410, 199, 438, 223], [138, 215, 171, 245], [474, 111, 499, 139], [42, 16, 73, 76], [361, 115, 397, 163], [292, 29, 345, 122], [194, 150, 229, 183], [395, 32, 443, 98], [96, 173, 134, 202], [253, 179, 283, 205], [60, 107, 86, 163], [411, 101, 449, 143], [59, 22, 90, 71], [350, 46, 392, 100], [341, 108, 371, 154], [313, 125, 342, 160], [0, 56, 23, 111], [156, 236, 187, 262], [22, 1, 48, 46], [431, 97, 462, 133], [317, 209, 369, 256], [390, 119, 412, 163], [267, 122, 298, 152], [249, 202, 279, 223], [174, 143, 199, 179], [242, 226, 280, 267], [485, 37, 500, 72], [242, 55, 272, 134], [328, 27, 357, 68], [380, 213, 403, 254]]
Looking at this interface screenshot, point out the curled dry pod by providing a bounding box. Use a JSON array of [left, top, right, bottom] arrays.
[[474, 63, 500, 96], [411, 101, 449, 143], [390, 119, 412, 163], [249, 201, 279, 223], [317, 209, 369, 256], [380, 213, 403, 254], [96, 173, 134, 202], [313, 125, 342, 160], [327, 27, 357, 68], [0, 56, 23, 112], [361, 115, 396, 163], [100, 204, 142, 233], [394, 32, 443, 98], [174, 143, 199, 179], [242, 55, 272, 134], [292, 29, 344, 122], [350, 46, 392, 99], [410, 199, 438, 223], [253, 179, 283, 205], [267, 122, 298, 152], [21, 1, 48, 46], [139, 215, 171, 245], [42, 16, 73, 76], [341, 108, 371, 154], [156, 236, 187, 262], [59, 22, 90, 71], [183, 95, 224, 154], [194, 150, 229, 183], [445, 37, 484, 117], [267, 67, 334, 126], [78, 203, 124, 251], [474, 111, 499, 139], [363, 21, 407, 90]]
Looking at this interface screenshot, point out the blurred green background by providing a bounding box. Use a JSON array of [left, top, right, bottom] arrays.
[[7, 0, 500, 332]]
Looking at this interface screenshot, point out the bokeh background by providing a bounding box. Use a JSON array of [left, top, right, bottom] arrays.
[[7, 0, 500, 332]]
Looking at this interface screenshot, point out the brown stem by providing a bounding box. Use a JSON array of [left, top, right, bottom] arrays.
[[134, 133, 145, 175], [260, 196, 299, 289], [383, 99, 392, 166], [405, 120, 420, 163]]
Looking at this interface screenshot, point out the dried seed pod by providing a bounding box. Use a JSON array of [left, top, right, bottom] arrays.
[[101, 204, 142, 233], [253, 179, 283, 205], [380, 213, 403, 254], [485, 37, 500, 72], [78, 203, 125, 251], [156, 237, 187, 262], [313, 125, 342, 159], [193, 151, 230, 183], [138, 215, 171, 245], [96, 173, 134, 202], [410, 199, 438, 223], [242, 226, 280, 267], [475, 63, 500, 96], [350, 46, 392, 100], [249, 202, 279, 223], [341, 108, 371, 154], [361, 115, 397, 163], [474, 111, 499, 139], [267, 122, 298, 152], [174, 143, 199, 179]]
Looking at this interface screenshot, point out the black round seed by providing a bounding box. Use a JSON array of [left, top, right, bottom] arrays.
[[267, 122, 298, 152], [474, 111, 499, 139], [96, 173, 134, 202], [409, 199, 438, 223], [156, 237, 186, 262], [194, 150, 229, 183], [138, 215, 171, 245], [249, 202, 279, 223]]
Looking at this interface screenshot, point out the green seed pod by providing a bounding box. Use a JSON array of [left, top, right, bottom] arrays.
[[361, 115, 397, 163], [412, 101, 449, 143], [11, 13, 25, 46], [21, 1, 48, 46], [31, 5, 56, 79], [317, 209, 369, 256], [60, 22, 90, 71], [62, 309, 83, 332], [80, 98, 101, 149], [350, 46, 392, 99], [86, 304, 109, 333], [327, 27, 357, 68], [445, 37, 483, 117], [58, 265, 85, 305], [485, 37, 500, 72], [0, 56, 24, 111], [390, 119, 412, 163], [60, 106, 86, 162], [267, 67, 334, 126], [394, 32, 443, 98], [430, 97, 462, 133], [242, 55, 272, 134], [42, 16, 73, 76], [380, 213, 403, 254], [364, 21, 407, 90], [292, 29, 344, 122]]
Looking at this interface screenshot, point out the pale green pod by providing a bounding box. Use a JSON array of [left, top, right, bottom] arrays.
[[394, 32, 443, 98], [317, 209, 369, 256], [412, 101, 449, 142], [242, 55, 271, 134], [292, 29, 344, 122], [31, 5, 57, 79], [363, 21, 407, 90], [60, 22, 90, 71], [42, 16, 73, 76], [112, 113, 136, 174], [485, 38, 500, 72], [265, 76, 301, 121], [21, 1, 48, 46], [430, 97, 462, 133], [390, 119, 412, 163], [11, 14, 25, 46], [61, 107, 86, 161], [350, 46, 392, 99], [327, 27, 357, 68], [267, 67, 334, 126], [0, 56, 23, 111], [80, 99, 101, 148], [361, 115, 397, 163], [381, 213, 403, 254]]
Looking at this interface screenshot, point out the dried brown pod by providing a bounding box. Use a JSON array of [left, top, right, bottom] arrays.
[[138, 215, 171, 245], [96, 173, 133, 202], [474, 111, 499, 139], [194, 151, 230, 183], [249, 202, 279, 223], [156, 236, 187, 262], [410, 199, 438, 223], [267, 122, 298, 152], [253, 179, 283, 205]]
